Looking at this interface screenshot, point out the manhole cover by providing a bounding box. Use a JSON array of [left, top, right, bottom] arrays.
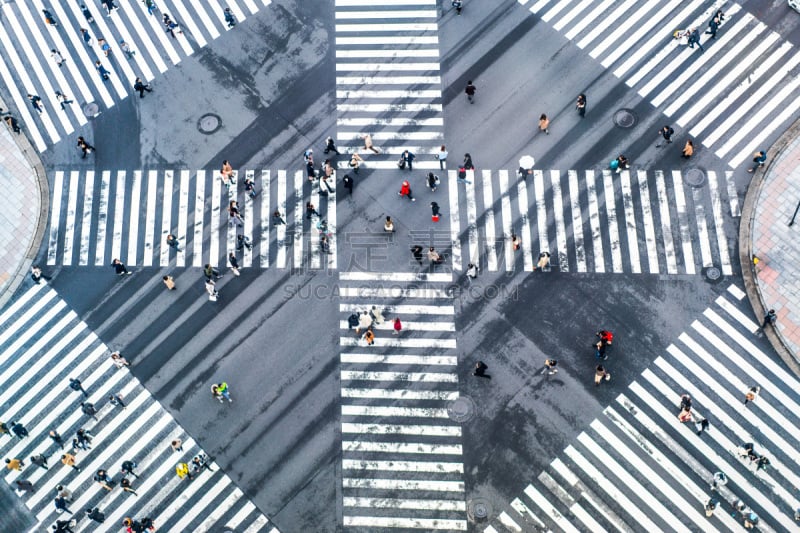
[[685, 168, 706, 187], [83, 102, 99, 117], [467, 498, 492, 522], [198, 113, 221, 134], [706, 266, 721, 281], [613, 109, 637, 128], [448, 396, 475, 423]]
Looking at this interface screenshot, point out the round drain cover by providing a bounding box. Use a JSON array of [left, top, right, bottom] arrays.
[[198, 113, 221, 134], [448, 396, 475, 423], [467, 498, 492, 522], [706, 267, 721, 281], [684, 168, 706, 187], [613, 109, 637, 128], [83, 102, 99, 117]]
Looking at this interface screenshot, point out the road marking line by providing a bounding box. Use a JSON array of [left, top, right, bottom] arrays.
[[45, 172, 64, 263], [128, 171, 142, 266], [293, 170, 304, 269], [160, 170, 174, 267], [341, 423, 461, 436], [341, 388, 458, 401], [276, 170, 287, 269], [601, 170, 622, 272], [62, 171, 80, 266], [654, 170, 677, 274], [516, 177, 534, 271], [341, 459, 463, 473], [340, 353, 457, 365], [567, 170, 586, 272], [143, 171, 158, 267], [585, 170, 604, 273], [193, 171, 206, 268], [618, 170, 640, 273], [341, 405, 449, 418], [706, 171, 732, 275], [95, 170, 111, 266], [692, 187, 713, 268], [111, 171, 126, 266], [671, 170, 694, 274], [177, 170, 190, 267]]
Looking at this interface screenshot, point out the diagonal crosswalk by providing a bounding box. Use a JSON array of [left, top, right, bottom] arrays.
[[484, 283, 800, 532], [46, 168, 337, 270], [334, 0, 445, 170], [448, 168, 738, 276], [337, 272, 467, 531], [518, 0, 800, 168], [0, 283, 278, 533], [0, 0, 271, 152]]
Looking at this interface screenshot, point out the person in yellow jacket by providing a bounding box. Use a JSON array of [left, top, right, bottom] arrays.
[[176, 462, 193, 480]]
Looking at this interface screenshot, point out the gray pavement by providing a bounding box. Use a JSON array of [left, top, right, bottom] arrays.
[[0, 101, 47, 309]]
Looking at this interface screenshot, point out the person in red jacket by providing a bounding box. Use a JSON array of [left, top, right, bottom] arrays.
[[398, 180, 415, 201]]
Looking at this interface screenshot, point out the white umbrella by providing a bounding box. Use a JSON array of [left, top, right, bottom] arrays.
[[519, 155, 535, 169]]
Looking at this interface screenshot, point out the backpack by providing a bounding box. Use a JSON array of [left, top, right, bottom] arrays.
[[458, 167, 466, 179], [609, 159, 619, 170]]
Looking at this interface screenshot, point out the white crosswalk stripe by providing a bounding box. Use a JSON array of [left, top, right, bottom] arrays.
[[449, 169, 737, 275], [338, 272, 467, 530], [0, 284, 276, 532], [45, 168, 337, 269], [0, 0, 273, 152], [484, 284, 800, 532], [518, 0, 800, 168], [334, 0, 444, 171]]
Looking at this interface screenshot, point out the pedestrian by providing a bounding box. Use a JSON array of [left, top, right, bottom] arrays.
[[94, 469, 113, 491], [120, 477, 137, 496], [431, 201, 440, 221], [704, 497, 718, 517], [5, 115, 21, 133], [165, 233, 181, 251], [109, 393, 126, 409], [51, 49, 66, 67], [163, 13, 183, 37], [511, 232, 520, 251], [236, 234, 252, 251], [28, 93, 44, 113], [744, 385, 760, 405], [348, 152, 363, 174], [457, 166, 471, 184], [56, 485, 73, 502], [223, 7, 236, 27], [694, 417, 709, 435], [465, 80, 476, 103], [428, 247, 442, 264], [228, 251, 241, 276], [463, 153, 474, 170], [69, 377, 88, 396], [761, 308, 776, 328], [42, 8, 58, 26], [392, 317, 402, 335], [81, 402, 98, 420], [748, 150, 768, 173], [205, 279, 219, 301], [0, 421, 7, 437], [55, 91, 74, 111], [211, 384, 224, 403], [306, 159, 317, 181], [682, 140, 694, 158], [436, 145, 448, 169], [411, 245, 423, 265], [31, 454, 48, 470], [535, 251, 551, 271], [11, 421, 28, 438], [538, 113, 550, 134], [657, 125, 674, 146], [15, 479, 34, 493], [171, 438, 183, 452], [80, 4, 94, 23], [85, 507, 105, 523], [5, 457, 24, 470], [76, 428, 93, 448], [120, 40, 135, 59], [466, 263, 479, 280], [355, 311, 373, 335], [49, 429, 65, 449], [111, 258, 132, 275], [228, 200, 244, 226], [398, 180, 415, 201], [361, 133, 380, 154], [706, 17, 718, 38], [678, 405, 693, 423], [370, 306, 385, 325], [77, 136, 95, 158], [543, 359, 558, 375], [54, 497, 72, 514], [121, 460, 139, 479], [595, 338, 608, 360], [594, 364, 609, 385], [95, 60, 111, 81], [244, 175, 257, 198], [102, 0, 118, 15], [306, 201, 320, 219], [688, 28, 704, 52], [98, 38, 111, 57], [80, 28, 93, 46], [384, 216, 395, 232], [111, 351, 130, 368], [401, 149, 415, 171], [363, 327, 375, 346], [427, 172, 439, 191], [324, 135, 340, 155], [473, 361, 490, 379], [678, 393, 692, 412], [452, 0, 463, 14], [61, 453, 80, 471], [304, 148, 314, 165], [339, 174, 353, 196], [176, 462, 193, 480], [217, 382, 232, 402], [755, 455, 770, 472], [203, 264, 222, 280], [133, 77, 153, 98], [192, 453, 215, 473], [576, 93, 586, 117], [271, 210, 286, 226], [162, 275, 176, 290]]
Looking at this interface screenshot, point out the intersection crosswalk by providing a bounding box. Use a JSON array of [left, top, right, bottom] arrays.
[[334, 0, 445, 170], [337, 272, 467, 531], [46, 169, 337, 270], [0, 0, 271, 152], [448, 168, 738, 275], [0, 283, 277, 533], [484, 284, 800, 532], [519, 0, 800, 168]]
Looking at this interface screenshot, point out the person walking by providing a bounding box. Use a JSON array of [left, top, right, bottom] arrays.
[[85, 507, 105, 523], [204, 264, 222, 280], [11, 421, 28, 438], [95, 60, 111, 81], [5, 115, 21, 133], [120, 40, 135, 59], [236, 234, 252, 251], [61, 453, 80, 471], [162, 13, 183, 37], [594, 364, 609, 385], [42, 8, 59, 26], [306, 201, 320, 219], [49, 429, 65, 449], [411, 245, 423, 265], [5, 457, 24, 471], [392, 317, 402, 336], [270, 210, 286, 227], [31, 454, 48, 470], [176, 462, 193, 480], [216, 382, 232, 402], [76, 428, 93, 449], [54, 497, 72, 515], [657, 125, 674, 146], [427, 172, 439, 191], [228, 252, 241, 276], [80, 28, 93, 46], [120, 460, 139, 479], [436, 145, 448, 169], [370, 306, 385, 325], [538, 113, 550, 134], [111, 351, 130, 368], [205, 279, 219, 301], [466, 263, 479, 280], [363, 327, 375, 346], [748, 150, 767, 173], [81, 402, 99, 420], [133, 77, 153, 98], [94, 469, 114, 491], [463, 153, 474, 170], [15, 479, 35, 494], [511, 233, 520, 251], [211, 385, 224, 403], [694, 417, 710, 435], [431, 201, 440, 221], [356, 311, 373, 335], [687, 28, 704, 52], [192, 453, 215, 473], [51, 49, 66, 67], [162, 275, 176, 290], [543, 359, 558, 375], [473, 361, 490, 379], [682, 140, 694, 158], [111, 258, 131, 275], [465, 80, 476, 103], [704, 497, 719, 517], [69, 377, 88, 397], [28, 94, 44, 113], [349, 152, 363, 174], [401, 149, 415, 171], [342, 174, 354, 195], [56, 485, 73, 503], [108, 393, 126, 409], [166, 233, 182, 251], [120, 477, 137, 496], [77, 136, 95, 158], [398, 180, 415, 201], [761, 308, 776, 328], [535, 251, 551, 271], [171, 439, 183, 452], [55, 91, 74, 111], [384, 216, 395, 232], [244, 175, 257, 198], [97, 38, 111, 57], [428, 247, 442, 264], [223, 7, 236, 27], [324, 135, 340, 155], [744, 385, 760, 405], [576, 93, 586, 117], [706, 17, 719, 38], [361, 133, 380, 154], [452, 0, 463, 15]]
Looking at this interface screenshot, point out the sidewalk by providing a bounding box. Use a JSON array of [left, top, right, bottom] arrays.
[[741, 119, 800, 375], [0, 99, 49, 309]]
